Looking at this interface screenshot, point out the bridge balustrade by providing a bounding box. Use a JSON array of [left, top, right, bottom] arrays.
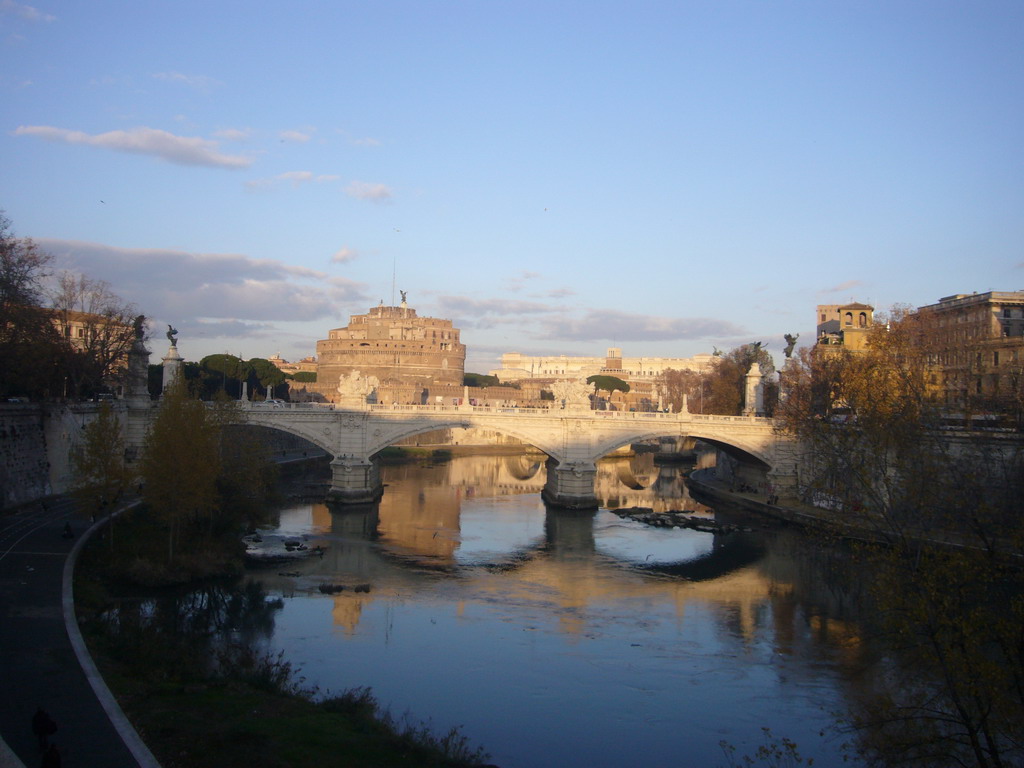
[[226, 399, 786, 508]]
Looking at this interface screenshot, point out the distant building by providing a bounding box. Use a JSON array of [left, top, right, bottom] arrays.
[[312, 296, 466, 403], [267, 354, 318, 376], [488, 348, 715, 412], [490, 348, 714, 382], [815, 302, 875, 351], [50, 308, 131, 353], [916, 291, 1024, 409]]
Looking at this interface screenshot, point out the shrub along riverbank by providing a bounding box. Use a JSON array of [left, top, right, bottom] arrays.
[[74, 507, 493, 768]]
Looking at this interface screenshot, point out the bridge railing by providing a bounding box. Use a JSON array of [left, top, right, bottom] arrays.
[[239, 400, 774, 424]]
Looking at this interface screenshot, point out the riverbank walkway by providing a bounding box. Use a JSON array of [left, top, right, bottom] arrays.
[[0, 496, 159, 768]]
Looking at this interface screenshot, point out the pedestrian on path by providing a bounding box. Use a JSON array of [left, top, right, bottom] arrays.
[[31, 707, 56, 750]]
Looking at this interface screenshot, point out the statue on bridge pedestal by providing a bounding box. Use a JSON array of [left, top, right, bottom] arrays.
[[783, 333, 799, 358], [337, 370, 379, 405], [550, 378, 592, 409]]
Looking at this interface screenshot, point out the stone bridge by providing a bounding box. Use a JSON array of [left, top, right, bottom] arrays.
[[240, 401, 798, 509]]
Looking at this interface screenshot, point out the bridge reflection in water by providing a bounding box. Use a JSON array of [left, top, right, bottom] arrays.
[[253, 453, 867, 768], [264, 453, 777, 641]]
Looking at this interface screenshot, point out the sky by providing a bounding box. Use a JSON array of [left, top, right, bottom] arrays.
[[2, 1, 1022, 374]]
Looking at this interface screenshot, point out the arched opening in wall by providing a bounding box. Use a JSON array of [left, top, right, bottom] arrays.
[[844, 312, 853, 326], [609, 452, 657, 490], [504, 454, 542, 481], [858, 312, 867, 327], [221, 424, 330, 489], [687, 437, 771, 492], [379, 424, 549, 458]]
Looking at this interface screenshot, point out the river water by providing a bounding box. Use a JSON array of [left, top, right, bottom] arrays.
[[245, 453, 868, 767]]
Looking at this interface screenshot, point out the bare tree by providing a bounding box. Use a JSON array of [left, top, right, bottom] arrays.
[[50, 272, 138, 398], [704, 343, 776, 415], [657, 368, 704, 413], [0, 212, 63, 398], [775, 308, 1024, 766]]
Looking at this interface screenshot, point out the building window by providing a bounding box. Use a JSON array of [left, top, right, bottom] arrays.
[[844, 312, 853, 326], [994, 351, 1000, 366]]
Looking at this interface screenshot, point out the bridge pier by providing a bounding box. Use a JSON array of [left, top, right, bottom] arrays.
[[541, 457, 598, 510], [327, 455, 383, 505]]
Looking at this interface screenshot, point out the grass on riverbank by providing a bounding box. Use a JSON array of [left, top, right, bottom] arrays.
[[89, 663, 491, 768], [75, 509, 493, 768]]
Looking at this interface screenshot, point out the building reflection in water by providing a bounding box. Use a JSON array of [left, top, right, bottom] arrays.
[[259, 452, 859, 654]]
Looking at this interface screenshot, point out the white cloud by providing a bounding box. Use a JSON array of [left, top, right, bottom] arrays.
[[504, 270, 543, 292], [818, 279, 865, 295], [280, 129, 312, 143], [346, 181, 392, 202], [331, 246, 359, 263], [543, 287, 575, 299], [352, 137, 381, 147], [0, 0, 55, 22], [535, 309, 746, 343], [152, 71, 223, 92], [245, 171, 340, 190], [436, 295, 557, 318], [38, 238, 368, 328], [14, 125, 252, 169], [279, 170, 314, 185], [213, 127, 251, 142]]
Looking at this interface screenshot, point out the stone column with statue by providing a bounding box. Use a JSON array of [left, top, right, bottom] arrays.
[[123, 315, 154, 463], [779, 333, 799, 404], [125, 315, 151, 406], [743, 362, 764, 416], [161, 324, 182, 395]]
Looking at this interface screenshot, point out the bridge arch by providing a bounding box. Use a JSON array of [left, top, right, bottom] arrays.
[[591, 427, 772, 469], [238, 405, 790, 509], [231, 420, 336, 457], [361, 419, 560, 460]]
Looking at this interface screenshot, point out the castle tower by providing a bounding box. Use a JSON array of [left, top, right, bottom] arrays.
[[314, 296, 466, 404]]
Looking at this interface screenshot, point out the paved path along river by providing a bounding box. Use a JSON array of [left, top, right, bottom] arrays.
[[0, 498, 157, 768]]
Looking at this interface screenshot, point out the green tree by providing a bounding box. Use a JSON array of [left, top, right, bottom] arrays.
[[199, 354, 247, 399], [70, 402, 133, 517], [586, 375, 630, 394], [464, 372, 500, 387], [245, 357, 288, 400], [139, 379, 222, 562], [291, 371, 317, 383]]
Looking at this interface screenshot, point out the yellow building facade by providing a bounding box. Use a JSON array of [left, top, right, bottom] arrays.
[[916, 291, 1024, 409], [312, 297, 466, 403]]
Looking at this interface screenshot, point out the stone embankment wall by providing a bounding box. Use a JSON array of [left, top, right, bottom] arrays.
[[0, 402, 115, 509], [0, 403, 52, 508], [1, 408, 327, 510]]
